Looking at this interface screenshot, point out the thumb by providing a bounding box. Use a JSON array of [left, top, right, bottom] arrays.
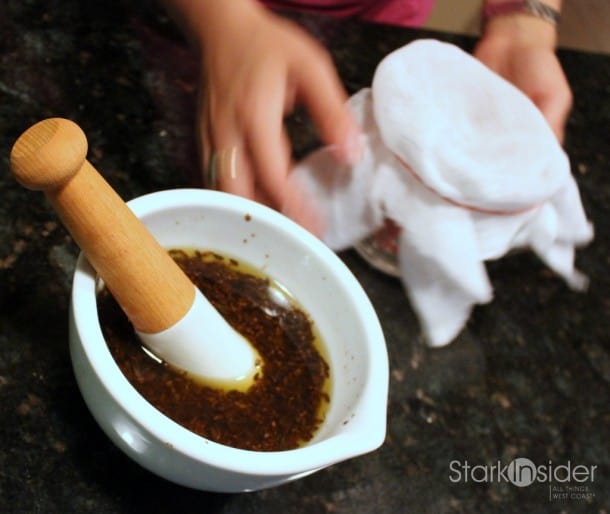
[[533, 88, 572, 144]]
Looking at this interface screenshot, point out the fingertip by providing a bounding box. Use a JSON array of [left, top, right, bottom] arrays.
[[331, 121, 364, 166], [281, 183, 326, 238]]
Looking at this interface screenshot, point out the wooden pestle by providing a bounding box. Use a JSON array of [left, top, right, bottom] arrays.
[[10, 118, 258, 385], [11, 118, 194, 333]]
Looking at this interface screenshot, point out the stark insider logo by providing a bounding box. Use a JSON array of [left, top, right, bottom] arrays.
[[449, 458, 598, 487]]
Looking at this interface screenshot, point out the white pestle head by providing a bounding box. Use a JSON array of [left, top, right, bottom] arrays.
[[137, 288, 260, 387]]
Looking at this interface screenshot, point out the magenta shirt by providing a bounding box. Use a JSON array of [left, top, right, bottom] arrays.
[[261, 0, 435, 27]]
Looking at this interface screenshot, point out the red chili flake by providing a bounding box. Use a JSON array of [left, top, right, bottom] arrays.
[[98, 249, 330, 451]]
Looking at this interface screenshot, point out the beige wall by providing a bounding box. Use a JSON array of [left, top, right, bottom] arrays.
[[424, 0, 481, 36]]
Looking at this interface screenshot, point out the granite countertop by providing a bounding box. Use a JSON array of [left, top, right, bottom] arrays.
[[0, 1, 608, 513]]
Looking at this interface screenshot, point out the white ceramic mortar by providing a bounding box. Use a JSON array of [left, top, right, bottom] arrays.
[[69, 188, 388, 492]]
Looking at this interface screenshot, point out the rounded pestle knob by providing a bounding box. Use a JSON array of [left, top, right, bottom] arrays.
[[10, 118, 259, 387]]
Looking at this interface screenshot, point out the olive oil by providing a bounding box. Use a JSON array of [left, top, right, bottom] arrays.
[[98, 249, 331, 451]]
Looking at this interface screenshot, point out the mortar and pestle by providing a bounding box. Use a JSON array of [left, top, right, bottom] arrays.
[[10, 118, 389, 492]]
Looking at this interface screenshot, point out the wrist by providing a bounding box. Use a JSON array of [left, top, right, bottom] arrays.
[[482, 0, 560, 49], [483, 0, 561, 25], [163, 0, 264, 53]]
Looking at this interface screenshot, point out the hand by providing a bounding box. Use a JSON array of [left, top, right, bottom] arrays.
[[474, 15, 572, 142], [193, 1, 361, 209]]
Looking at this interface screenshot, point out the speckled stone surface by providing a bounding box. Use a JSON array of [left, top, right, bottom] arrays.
[[0, 1, 608, 513]]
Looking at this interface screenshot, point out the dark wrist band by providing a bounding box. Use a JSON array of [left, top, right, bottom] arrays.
[[483, 0, 561, 26]]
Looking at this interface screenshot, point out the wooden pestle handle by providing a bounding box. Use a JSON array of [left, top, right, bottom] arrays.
[[10, 118, 195, 334]]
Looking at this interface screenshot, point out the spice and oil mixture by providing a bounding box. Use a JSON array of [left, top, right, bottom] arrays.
[[97, 249, 331, 451]]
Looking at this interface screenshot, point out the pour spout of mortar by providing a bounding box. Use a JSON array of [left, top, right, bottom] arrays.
[[10, 118, 259, 386]]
